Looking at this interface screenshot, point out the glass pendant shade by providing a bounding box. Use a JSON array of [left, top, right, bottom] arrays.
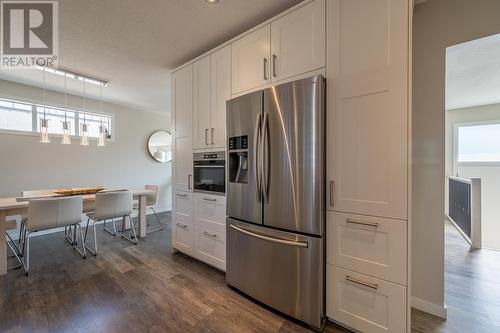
[[97, 125, 105, 147], [40, 118, 50, 143], [61, 120, 71, 144], [80, 123, 89, 146]]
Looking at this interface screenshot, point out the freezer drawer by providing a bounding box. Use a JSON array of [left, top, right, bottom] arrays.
[[226, 218, 324, 329]]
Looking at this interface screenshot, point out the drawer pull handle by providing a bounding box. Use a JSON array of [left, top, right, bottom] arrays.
[[176, 194, 187, 198], [346, 219, 379, 228], [176, 223, 188, 229], [203, 231, 217, 238], [203, 197, 217, 202], [346, 275, 378, 290], [329, 180, 334, 207]]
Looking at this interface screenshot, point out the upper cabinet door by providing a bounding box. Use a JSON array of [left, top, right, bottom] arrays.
[[232, 25, 270, 95], [326, 0, 408, 220], [172, 65, 193, 139], [270, 0, 325, 82], [210, 45, 231, 148], [193, 56, 211, 149]]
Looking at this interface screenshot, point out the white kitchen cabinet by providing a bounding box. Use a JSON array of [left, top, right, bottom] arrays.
[[231, 25, 270, 94], [210, 45, 231, 148], [326, 211, 407, 285], [193, 56, 212, 149], [172, 191, 194, 255], [172, 65, 193, 139], [194, 193, 226, 232], [194, 226, 226, 271], [172, 65, 194, 192], [327, 265, 406, 333], [173, 136, 193, 192], [270, 0, 325, 82], [326, 0, 408, 220]]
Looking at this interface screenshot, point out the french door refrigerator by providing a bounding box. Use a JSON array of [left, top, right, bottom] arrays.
[[226, 75, 325, 330]]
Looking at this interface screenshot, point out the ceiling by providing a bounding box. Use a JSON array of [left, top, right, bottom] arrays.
[[0, 0, 302, 114], [446, 33, 500, 110]]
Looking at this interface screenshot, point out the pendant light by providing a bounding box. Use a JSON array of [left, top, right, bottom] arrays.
[[80, 80, 89, 146], [40, 69, 50, 143], [97, 84, 105, 147], [61, 73, 71, 144]]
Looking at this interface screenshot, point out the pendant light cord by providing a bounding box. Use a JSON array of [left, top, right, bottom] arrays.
[[43, 69, 46, 120]]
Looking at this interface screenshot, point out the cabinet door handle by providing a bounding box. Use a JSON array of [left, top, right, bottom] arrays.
[[203, 231, 217, 238], [211, 128, 215, 145], [176, 223, 188, 229], [205, 128, 209, 146], [329, 180, 334, 207], [188, 174, 192, 190], [203, 197, 217, 202], [176, 193, 187, 198], [346, 219, 379, 228], [263, 58, 268, 80], [272, 54, 277, 77], [346, 275, 378, 290]]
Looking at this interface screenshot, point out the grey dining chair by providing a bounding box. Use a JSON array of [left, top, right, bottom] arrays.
[[134, 185, 163, 233], [22, 196, 85, 275], [84, 190, 136, 256]]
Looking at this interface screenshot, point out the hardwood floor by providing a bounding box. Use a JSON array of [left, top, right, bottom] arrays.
[[411, 220, 500, 333], [0, 212, 348, 333], [2, 214, 498, 332]]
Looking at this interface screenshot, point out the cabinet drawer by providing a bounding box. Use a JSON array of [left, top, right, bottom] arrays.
[[173, 191, 194, 225], [173, 221, 194, 256], [194, 193, 226, 233], [327, 265, 406, 333], [326, 212, 407, 285], [194, 226, 226, 271]]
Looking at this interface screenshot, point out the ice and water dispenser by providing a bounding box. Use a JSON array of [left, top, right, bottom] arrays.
[[228, 135, 248, 184]]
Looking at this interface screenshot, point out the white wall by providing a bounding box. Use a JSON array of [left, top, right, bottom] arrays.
[[413, 0, 500, 315], [0, 79, 172, 211], [446, 103, 500, 250]]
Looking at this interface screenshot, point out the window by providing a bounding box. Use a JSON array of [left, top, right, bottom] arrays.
[[0, 97, 112, 139], [456, 122, 500, 163]]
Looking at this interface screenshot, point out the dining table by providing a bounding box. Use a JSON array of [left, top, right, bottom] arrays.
[[0, 187, 155, 276]]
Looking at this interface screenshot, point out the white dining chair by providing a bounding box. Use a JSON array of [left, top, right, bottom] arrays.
[[5, 218, 22, 270], [22, 196, 85, 275], [134, 185, 163, 233], [84, 190, 136, 256], [19, 190, 55, 247]]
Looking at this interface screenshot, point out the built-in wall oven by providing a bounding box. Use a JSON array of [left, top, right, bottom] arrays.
[[193, 151, 225, 195]]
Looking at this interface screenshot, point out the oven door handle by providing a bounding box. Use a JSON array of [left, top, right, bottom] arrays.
[[193, 165, 225, 168]]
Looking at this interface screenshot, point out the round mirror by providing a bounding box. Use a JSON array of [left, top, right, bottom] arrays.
[[148, 130, 172, 163]]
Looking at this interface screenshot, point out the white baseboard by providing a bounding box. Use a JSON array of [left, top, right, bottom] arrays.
[[411, 297, 447, 319]]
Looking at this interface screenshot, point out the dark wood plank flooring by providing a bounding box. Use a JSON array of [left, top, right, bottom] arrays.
[[0, 213, 348, 333], [2, 214, 498, 332]]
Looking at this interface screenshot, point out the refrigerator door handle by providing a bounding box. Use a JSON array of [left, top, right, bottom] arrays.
[[254, 113, 262, 202], [262, 111, 270, 203], [230, 224, 308, 248]]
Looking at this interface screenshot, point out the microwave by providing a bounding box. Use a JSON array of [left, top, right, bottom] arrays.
[[193, 151, 225, 195]]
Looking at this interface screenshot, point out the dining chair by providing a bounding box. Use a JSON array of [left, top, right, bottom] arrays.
[[5, 218, 22, 270], [134, 185, 163, 233], [22, 196, 85, 275], [19, 190, 55, 246], [84, 190, 136, 256]]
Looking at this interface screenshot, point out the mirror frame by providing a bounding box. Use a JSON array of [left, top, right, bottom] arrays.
[[147, 130, 172, 163]]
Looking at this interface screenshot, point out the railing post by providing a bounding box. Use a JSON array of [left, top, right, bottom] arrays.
[[470, 178, 481, 249]]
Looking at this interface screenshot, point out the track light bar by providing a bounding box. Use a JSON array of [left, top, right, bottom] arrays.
[[35, 65, 108, 87]]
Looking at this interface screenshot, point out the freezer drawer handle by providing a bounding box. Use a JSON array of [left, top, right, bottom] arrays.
[[203, 231, 217, 238], [230, 224, 308, 248], [346, 219, 379, 228], [346, 275, 378, 290]]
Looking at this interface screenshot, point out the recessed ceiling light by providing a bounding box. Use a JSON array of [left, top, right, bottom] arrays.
[[205, 0, 220, 4]]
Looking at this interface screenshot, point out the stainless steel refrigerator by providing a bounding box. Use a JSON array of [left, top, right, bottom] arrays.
[[226, 75, 325, 330]]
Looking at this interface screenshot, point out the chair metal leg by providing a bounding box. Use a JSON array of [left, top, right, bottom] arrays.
[[23, 231, 30, 275], [72, 224, 86, 259], [65, 225, 76, 245], [84, 218, 98, 256], [6, 233, 22, 270], [120, 215, 138, 245], [103, 219, 117, 236], [146, 207, 163, 233]]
